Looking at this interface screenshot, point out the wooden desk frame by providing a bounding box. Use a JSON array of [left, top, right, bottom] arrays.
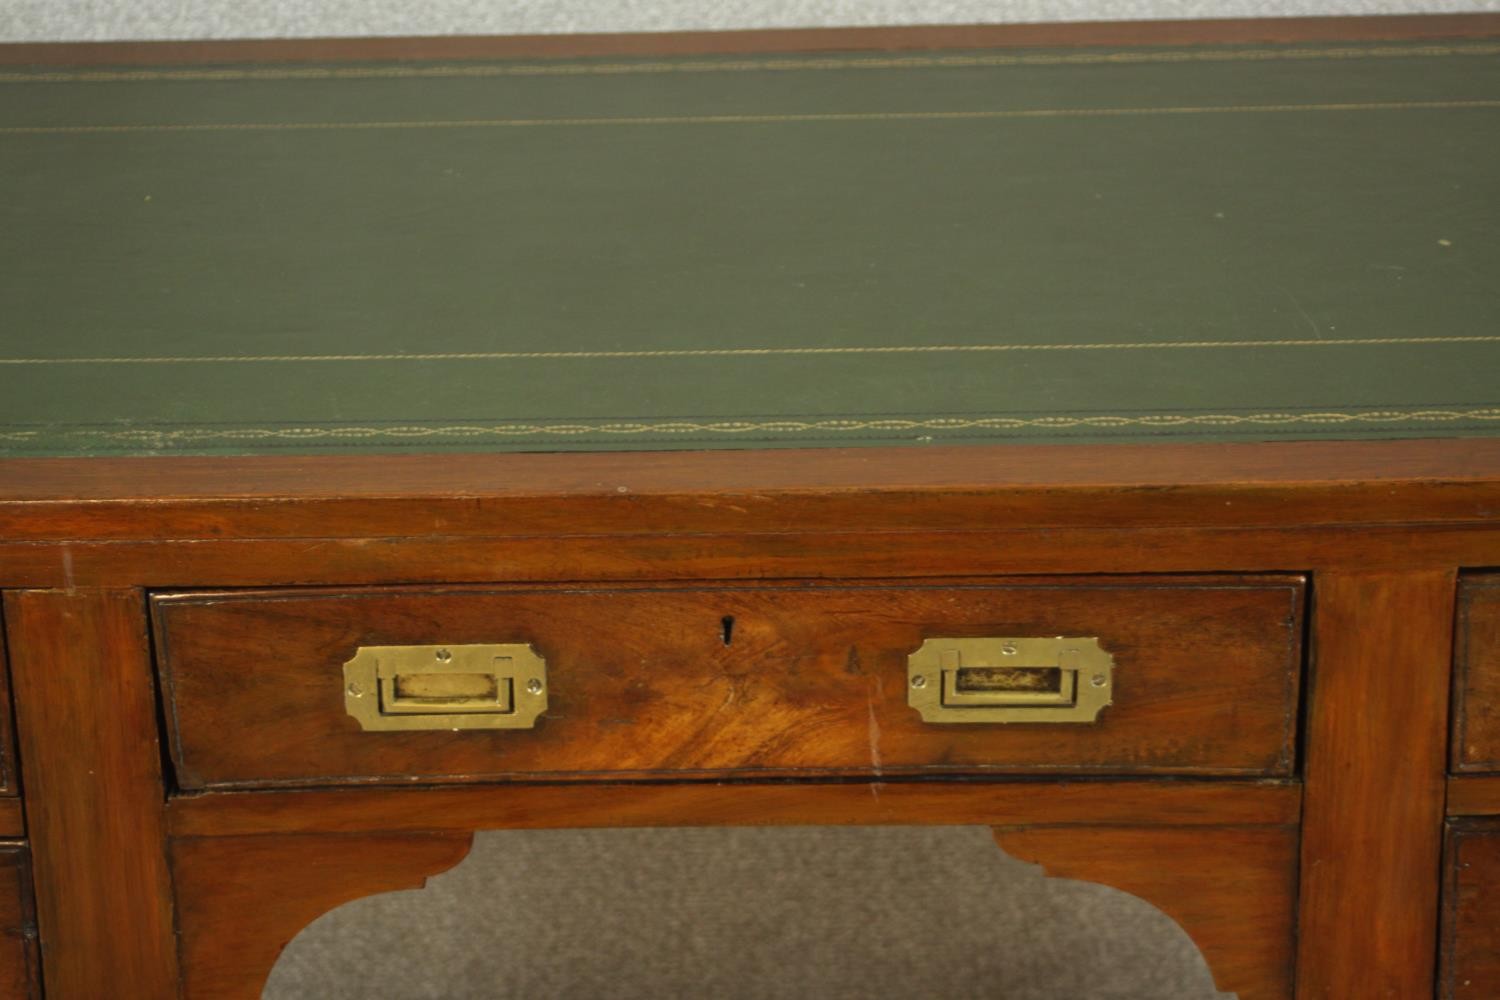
[[3, 14, 1500, 999], [0, 436, 1497, 997]]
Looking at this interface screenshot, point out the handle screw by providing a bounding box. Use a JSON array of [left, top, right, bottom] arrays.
[[526, 678, 544, 695], [910, 675, 927, 689]]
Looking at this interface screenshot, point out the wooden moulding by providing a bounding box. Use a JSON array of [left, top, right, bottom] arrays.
[[1, 12, 1498, 68], [166, 779, 1302, 837], [4, 439, 1500, 540], [0, 441, 1498, 590], [4, 524, 1500, 591]]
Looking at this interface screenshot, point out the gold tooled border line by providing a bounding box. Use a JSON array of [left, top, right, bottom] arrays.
[[4, 98, 1499, 135], [3, 334, 1498, 366], [4, 408, 1499, 444]]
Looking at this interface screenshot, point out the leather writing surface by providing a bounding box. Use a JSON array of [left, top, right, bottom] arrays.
[[1, 41, 1497, 455]]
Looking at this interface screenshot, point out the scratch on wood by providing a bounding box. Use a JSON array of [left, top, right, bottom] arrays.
[[866, 675, 884, 799]]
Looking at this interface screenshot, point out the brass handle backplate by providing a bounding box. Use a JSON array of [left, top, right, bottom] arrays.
[[342, 643, 547, 731], [907, 637, 1113, 724]]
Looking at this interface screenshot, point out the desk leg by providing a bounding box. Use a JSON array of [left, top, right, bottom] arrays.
[[1296, 570, 1455, 998], [171, 832, 474, 999], [5, 589, 179, 999], [995, 824, 1298, 1000]]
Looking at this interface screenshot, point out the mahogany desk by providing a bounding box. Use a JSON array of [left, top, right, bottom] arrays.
[[2, 13, 1500, 998]]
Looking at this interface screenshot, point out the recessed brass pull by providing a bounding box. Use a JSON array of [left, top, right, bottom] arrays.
[[342, 643, 547, 731], [907, 637, 1113, 724]]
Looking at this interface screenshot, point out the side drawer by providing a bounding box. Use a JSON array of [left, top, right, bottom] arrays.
[[1442, 819, 1500, 1000], [153, 576, 1305, 790], [0, 845, 38, 1000], [1455, 574, 1500, 772], [0, 630, 14, 796]]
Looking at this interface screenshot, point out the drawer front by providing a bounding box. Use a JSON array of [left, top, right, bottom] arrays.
[[1443, 820, 1500, 1000], [0, 631, 13, 796], [1455, 575, 1500, 772], [153, 577, 1304, 790], [0, 846, 38, 1000]]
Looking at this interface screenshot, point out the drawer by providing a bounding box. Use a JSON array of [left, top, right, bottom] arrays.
[[0, 630, 13, 796], [1442, 819, 1500, 1000], [0, 845, 38, 1000], [153, 576, 1304, 790], [1454, 574, 1500, 772]]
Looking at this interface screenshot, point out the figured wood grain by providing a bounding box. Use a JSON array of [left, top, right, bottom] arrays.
[[1296, 570, 1455, 999], [1454, 574, 1500, 772], [1, 12, 1497, 67], [166, 779, 1302, 837], [0, 845, 39, 1000], [996, 825, 1297, 1000], [4, 590, 178, 999], [153, 578, 1302, 788], [172, 832, 473, 1000], [1441, 819, 1500, 1000]]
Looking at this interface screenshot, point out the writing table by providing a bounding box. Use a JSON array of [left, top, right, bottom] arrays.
[[1, 13, 1499, 998]]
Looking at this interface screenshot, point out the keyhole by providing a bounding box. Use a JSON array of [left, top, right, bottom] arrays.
[[721, 616, 735, 646]]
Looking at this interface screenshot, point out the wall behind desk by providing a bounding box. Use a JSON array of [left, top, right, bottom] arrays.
[[2, 0, 1496, 41]]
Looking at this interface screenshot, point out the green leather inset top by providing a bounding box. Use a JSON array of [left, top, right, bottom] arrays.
[[1, 39, 1498, 455]]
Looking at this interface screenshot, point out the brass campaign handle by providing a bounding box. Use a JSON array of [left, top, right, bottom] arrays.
[[343, 643, 547, 731], [907, 637, 1113, 724]]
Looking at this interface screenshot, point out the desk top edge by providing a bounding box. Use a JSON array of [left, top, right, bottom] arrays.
[[4, 438, 1500, 504]]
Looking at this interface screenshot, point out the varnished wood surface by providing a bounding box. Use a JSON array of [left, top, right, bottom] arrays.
[[166, 779, 1301, 837], [1, 12, 1497, 67], [1454, 574, 1500, 772], [172, 832, 473, 1000], [4, 439, 1500, 540], [1448, 775, 1500, 816], [0, 804, 21, 841], [1296, 571, 1455, 999], [0, 844, 39, 1000], [4, 523, 1500, 592], [154, 578, 1302, 789], [997, 825, 1297, 1000], [1441, 819, 1500, 1000], [5, 590, 179, 998], [0, 632, 14, 796]]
